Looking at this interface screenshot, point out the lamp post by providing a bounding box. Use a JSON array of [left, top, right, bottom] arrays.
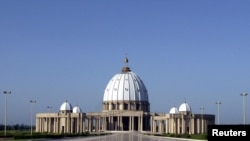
[[30, 100, 36, 136], [200, 107, 205, 134], [3, 91, 11, 137], [200, 107, 205, 118], [47, 106, 52, 112], [240, 93, 248, 124], [216, 101, 221, 124]]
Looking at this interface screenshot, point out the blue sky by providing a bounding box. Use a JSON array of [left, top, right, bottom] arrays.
[[0, 0, 250, 125]]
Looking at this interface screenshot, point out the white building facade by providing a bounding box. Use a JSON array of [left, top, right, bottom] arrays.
[[36, 57, 215, 134]]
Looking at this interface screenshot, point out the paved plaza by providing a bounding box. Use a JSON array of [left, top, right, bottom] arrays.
[[42, 132, 204, 141]]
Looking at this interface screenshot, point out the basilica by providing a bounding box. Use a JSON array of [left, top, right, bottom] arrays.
[[36, 57, 215, 134]]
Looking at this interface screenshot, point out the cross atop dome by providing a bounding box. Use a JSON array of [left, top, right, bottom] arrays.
[[122, 57, 131, 72], [124, 57, 129, 66]]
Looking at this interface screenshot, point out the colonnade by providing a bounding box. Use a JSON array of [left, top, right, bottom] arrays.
[[36, 113, 102, 133], [36, 112, 214, 134], [36, 111, 151, 133], [150, 113, 215, 134]]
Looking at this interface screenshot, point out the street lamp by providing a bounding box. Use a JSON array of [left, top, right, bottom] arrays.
[[200, 107, 205, 118], [3, 91, 11, 137], [47, 106, 52, 112], [30, 100, 36, 136], [240, 93, 248, 124], [216, 101, 221, 124], [200, 107, 205, 134]]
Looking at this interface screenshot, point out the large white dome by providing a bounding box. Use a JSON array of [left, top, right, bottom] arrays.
[[103, 58, 149, 102], [103, 72, 149, 102]]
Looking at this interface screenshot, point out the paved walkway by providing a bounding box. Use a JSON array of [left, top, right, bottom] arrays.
[[44, 132, 205, 141]]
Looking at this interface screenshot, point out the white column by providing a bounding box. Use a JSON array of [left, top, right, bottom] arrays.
[[129, 116, 132, 131], [165, 119, 168, 134], [140, 116, 143, 131]]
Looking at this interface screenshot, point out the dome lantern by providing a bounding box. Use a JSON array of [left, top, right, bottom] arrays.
[[122, 57, 131, 72]]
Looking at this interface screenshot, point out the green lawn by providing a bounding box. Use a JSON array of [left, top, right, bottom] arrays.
[[144, 133, 208, 140]]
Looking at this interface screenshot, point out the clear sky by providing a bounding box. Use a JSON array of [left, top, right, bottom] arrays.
[[0, 0, 250, 125]]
